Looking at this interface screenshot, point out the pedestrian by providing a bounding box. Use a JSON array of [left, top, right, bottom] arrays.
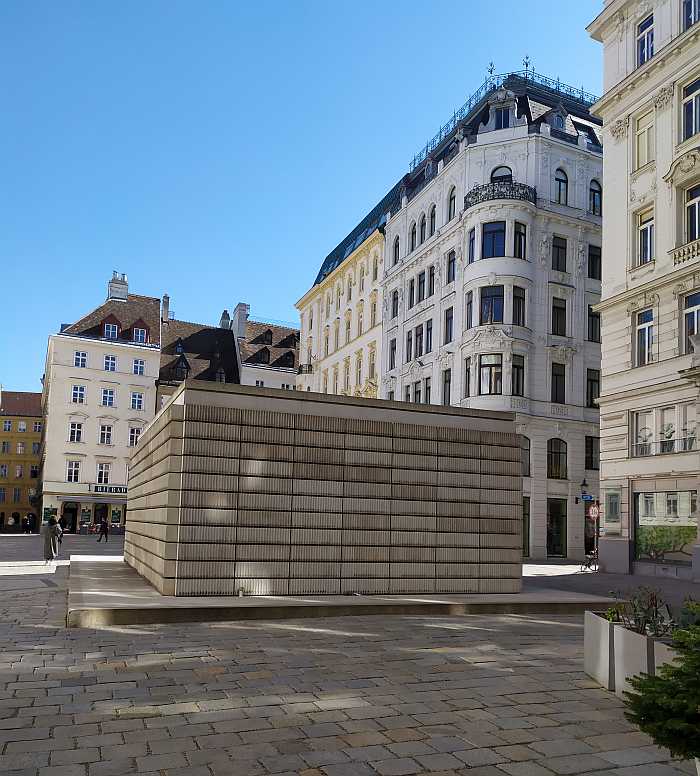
[[21, 516, 29, 534], [97, 517, 109, 543], [43, 517, 63, 563], [58, 515, 67, 532]]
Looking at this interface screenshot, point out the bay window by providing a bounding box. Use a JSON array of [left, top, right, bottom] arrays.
[[482, 221, 506, 258], [480, 285, 504, 325]]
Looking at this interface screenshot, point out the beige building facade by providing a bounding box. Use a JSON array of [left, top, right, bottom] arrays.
[[589, 0, 700, 578]]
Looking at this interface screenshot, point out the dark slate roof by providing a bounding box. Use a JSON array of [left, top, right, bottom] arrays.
[[241, 321, 299, 369], [313, 184, 403, 287], [159, 319, 240, 384], [0, 391, 42, 418], [62, 294, 161, 346]]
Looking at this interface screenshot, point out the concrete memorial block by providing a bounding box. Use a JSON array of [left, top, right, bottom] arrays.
[[125, 382, 522, 596]]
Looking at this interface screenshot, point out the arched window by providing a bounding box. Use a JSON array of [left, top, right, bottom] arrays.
[[429, 204, 436, 236], [589, 180, 602, 216], [553, 114, 565, 129], [215, 368, 226, 383], [491, 166, 513, 184], [547, 438, 568, 479], [410, 222, 417, 252], [447, 187, 457, 221], [521, 437, 530, 477], [393, 236, 400, 265], [391, 290, 399, 318], [419, 214, 426, 244], [555, 169, 568, 206]]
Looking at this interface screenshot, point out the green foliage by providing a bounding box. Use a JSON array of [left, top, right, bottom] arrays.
[[623, 624, 700, 760], [636, 526, 696, 562]]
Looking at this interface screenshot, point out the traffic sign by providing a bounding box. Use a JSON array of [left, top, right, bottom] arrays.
[[581, 494, 594, 501], [589, 505, 600, 519]]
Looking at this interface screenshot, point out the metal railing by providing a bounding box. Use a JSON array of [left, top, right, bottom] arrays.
[[464, 181, 537, 210], [409, 70, 599, 170], [632, 437, 697, 457], [297, 364, 313, 375]]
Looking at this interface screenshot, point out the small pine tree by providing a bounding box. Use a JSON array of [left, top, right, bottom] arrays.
[[623, 623, 700, 761]]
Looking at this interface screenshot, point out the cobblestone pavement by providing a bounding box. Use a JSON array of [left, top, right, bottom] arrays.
[[0, 546, 695, 776]]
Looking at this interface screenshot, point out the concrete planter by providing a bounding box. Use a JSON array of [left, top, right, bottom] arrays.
[[613, 624, 654, 698], [584, 611, 615, 691]]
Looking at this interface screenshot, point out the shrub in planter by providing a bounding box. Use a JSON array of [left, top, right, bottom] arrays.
[[623, 610, 700, 774]]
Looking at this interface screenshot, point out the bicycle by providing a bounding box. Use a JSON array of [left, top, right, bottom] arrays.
[[580, 548, 598, 572]]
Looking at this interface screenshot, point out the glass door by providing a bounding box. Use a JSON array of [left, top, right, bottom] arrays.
[[547, 498, 567, 557]]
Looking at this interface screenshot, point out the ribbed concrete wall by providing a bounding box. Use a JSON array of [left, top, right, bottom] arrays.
[[125, 382, 522, 596]]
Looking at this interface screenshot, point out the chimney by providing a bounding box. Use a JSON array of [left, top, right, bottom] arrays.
[[107, 271, 128, 301], [219, 309, 231, 329], [231, 302, 249, 339], [162, 294, 170, 323]]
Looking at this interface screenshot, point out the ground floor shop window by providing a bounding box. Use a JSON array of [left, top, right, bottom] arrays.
[[522, 496, 530, 558], [547, 498, 567, 557], [635, 489, 698, 565]]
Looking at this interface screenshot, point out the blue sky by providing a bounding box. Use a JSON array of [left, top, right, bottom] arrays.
[[0, 0, 603, 393]]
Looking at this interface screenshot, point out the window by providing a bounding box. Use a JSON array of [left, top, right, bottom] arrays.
[[684, 292, 700, 353], [482, 221, 506, 258], [521, 437, 530, 478], [684, 0, 700, 31], [368, 349, 376, 380], [13, 487, 21, 502], [586, 436, 600, 470], [2, 421, 10, 432], [635, 110, 654, 168], [344, 362, 350, 392], [683, 78, 700, 141], [636, 309, 654, 365], [370, 299, 377, 327], [523, 496, 530, 557], [133, 327, 147, 343], [551, 362, 566, 404], [324, 329, 329, 356], [31, 443, 39, 454], [389, 339, 396, 370], [0, 443, 7, 454], [512, 286, 526, 327], [468, 228, 475, 263], [405, 385, 412, 402], [465, 291, 473, 329], [355, 355, 362, 386], [357, 308, 363, 335], [637, 14, 654, 66], [587, 369, 600, 408], [30, 465, 39, 478], [637, 209, 655, 265], [419, 214, 426, 244], [104, 354, 116, 372], [97, 463, 110, 485], [464, 357, 471, 398], [345, 317, 351, 344], [33, 421, 42, 432], [552, 236, 567, 271], [588, 245, 601, 280], [406, 330, 413, 362], [16, 443, 24, 456], [417, 271, 426, 302], [0, 487, 4, 502], [589, 180, 602, 216], [69, 422, 83, 443], [514, 222, 526, 259], [554, 169, 568, 205], [393, 236, 400, 265], [444, 307, 454, 344], [66, 460, 80, 483], [446, 251, 456, 283], [442, 368, 451, 405], [588, 305, 601, 343], [415, 324, 423, 357], [388, 390, 395, 401], [175, 339, 184, 354], [425, 319, 433, 353], [491, 165, 512, 183], [447, 187, 456, 221], [372, 256, 378, 281], [424, 376, 431, 404], [494, 108, 510, 130], [410, 222, 417, 252], [131, 392, 144, 411], [18, 421, 26, 432], [347, 278, 352, 301], [74, 351, 87, 368], [99, 425, 112, 445], [0, 464, 5, 477], [104, 322, 118, 339], [101, 388, 115, 407], [391, 290, 399, 318], [479, 354, 503, 395], [480, 285, 504, 325], [686, 184, 700, 243], [511, 354, 524, 397], [408, 278, 415, 308], [429, 205, 436, 236], [256, 379, 264, 388], [428, 266, 435, 296], [547, 439, 567, 479], [413, 381, 422, 404], [133, 359, 145, 376], [72, 385, 86, 404], [552, 297, 567, 336]]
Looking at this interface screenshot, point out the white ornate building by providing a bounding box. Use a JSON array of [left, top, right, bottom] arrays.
[[380, 72, 604, 560], [589, 0, 700, 579]]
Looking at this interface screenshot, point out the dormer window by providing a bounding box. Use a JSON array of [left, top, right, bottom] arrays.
[[175, 339, 184, 354], [263, 329, 273, 345], [215, 368, 226, 383], [494, 107, 510, 130], [133, 327, 147, 343], [259, 348, 270, 364], [104, 323, 118, 339], [173, 355, 189, 380], [553, 114, 565, 130]]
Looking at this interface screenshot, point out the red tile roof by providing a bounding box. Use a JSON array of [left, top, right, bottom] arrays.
[[62, 294, 161, 346], [241, 320, 299, 369], [0, 391, 42, 418]]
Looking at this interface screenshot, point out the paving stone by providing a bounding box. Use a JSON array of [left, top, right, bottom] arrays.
[[454, 747, 508, 766], [530, 740, 595, 757], [371, 758, 423, 775], [497, 763, 559, 776]]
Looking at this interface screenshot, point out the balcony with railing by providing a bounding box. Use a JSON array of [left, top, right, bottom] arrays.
[[632, 437, 697, 457], [671, 237, 700, 266], [297, 364, 313, 375], [464, 181, 537, 211]]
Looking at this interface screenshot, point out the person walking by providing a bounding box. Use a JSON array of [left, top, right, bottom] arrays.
[[97, 517, 109, 543], [43, 517, 63, 563]]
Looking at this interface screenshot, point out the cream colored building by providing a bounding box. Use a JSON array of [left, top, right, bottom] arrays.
[[40, 273, 161, 532], [296, 228, 384, 397], [589, 0, 700, 579]]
